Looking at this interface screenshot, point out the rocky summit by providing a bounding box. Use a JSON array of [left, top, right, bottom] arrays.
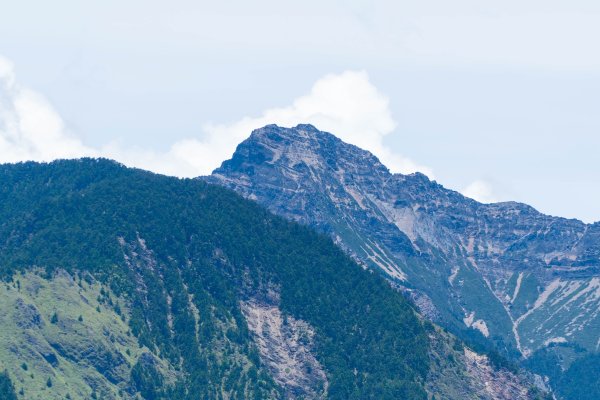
[[208, 124, 600, 399]]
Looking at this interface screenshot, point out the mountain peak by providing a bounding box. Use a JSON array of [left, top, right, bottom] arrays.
[[216, 124, 390, 179], [208, 124, 600, 379], [294, 123, 319, 131], [248, 123, 338, 144]]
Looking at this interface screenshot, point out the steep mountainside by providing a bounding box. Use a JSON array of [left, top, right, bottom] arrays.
[[208, 124, 600, 398], [0, 159, 541, 399]]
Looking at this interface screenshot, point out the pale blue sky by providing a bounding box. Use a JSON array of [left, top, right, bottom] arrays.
[[1, 1, 599, 222]]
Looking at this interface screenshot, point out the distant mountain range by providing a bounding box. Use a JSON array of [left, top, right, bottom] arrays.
[[207, 123, 600, 399]]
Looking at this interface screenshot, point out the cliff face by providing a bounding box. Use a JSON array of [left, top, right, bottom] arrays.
[[208, 124, 600, 370]]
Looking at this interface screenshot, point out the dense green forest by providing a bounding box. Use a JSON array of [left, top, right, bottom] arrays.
[[0, 159, 429, 399], [525, 349, 600, 400], [0, 371, 18, 400], [555, 353, 600, 400]]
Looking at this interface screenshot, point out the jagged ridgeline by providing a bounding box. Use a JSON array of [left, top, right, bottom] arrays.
[[0, 159, 429, 399], [208, 124, 599, 400]]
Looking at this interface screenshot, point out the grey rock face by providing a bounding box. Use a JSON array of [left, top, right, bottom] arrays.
[[240, 300, 327, 399], [206, 124, 600, 366], [426, 328, 540, 400], [14, 298, 45, 329]]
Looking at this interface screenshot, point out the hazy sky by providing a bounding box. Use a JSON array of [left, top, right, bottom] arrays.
[[1, 1, 599, 222]]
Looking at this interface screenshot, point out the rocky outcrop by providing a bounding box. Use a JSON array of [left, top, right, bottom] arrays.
[[207, 123, 599, 390], [426, 328, 544, 400], [241, 300, 327, 399], [462, 348, 530, 399], [14, 298, 45, 329]]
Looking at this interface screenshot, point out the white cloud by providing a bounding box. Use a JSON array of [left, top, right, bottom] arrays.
[[461, 180, 498, 204], [0, 57, 432, 178], [0, 56, 95, 163], [191, 70, 433, 177]]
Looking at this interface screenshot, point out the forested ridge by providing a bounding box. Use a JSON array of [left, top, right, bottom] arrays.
[[0, 158, 429, 399]]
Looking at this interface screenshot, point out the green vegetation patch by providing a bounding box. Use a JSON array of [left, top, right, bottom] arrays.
[[0, 270, 174, 400], [0, 159, 431, 399]]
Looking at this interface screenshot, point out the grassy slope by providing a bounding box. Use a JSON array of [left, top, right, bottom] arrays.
[[0, 271, 174, 400]]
